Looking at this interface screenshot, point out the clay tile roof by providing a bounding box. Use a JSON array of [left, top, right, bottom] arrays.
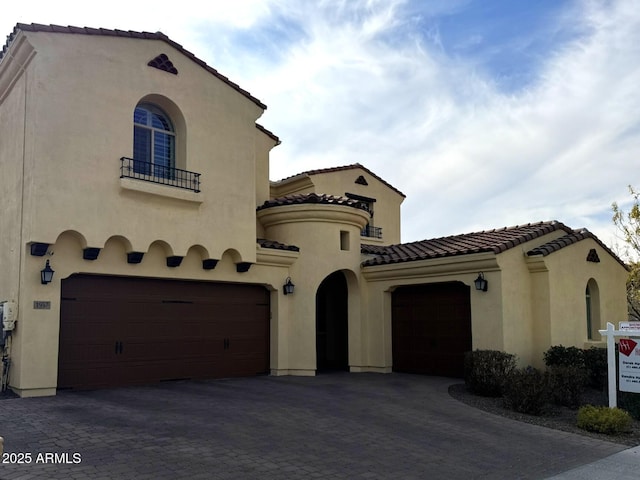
[[362, 221, 572, 266], [527, 229, 628, 270], [257, 193, 370, 212], [257, 238, 300, 252], [274, 164, 406, 198], [2, 23, 266, 109], [526, 230, 590, 256]]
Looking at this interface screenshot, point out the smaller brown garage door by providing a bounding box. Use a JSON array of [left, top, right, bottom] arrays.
[[392, 282, 471, 377], [58, 275, 270, 389]]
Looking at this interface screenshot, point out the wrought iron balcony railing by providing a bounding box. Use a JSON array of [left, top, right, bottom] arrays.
[[120, 157, 201, 193], [361, 225, 382, 239]]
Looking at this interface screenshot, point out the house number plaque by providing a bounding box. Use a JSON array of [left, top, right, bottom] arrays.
[[33, 301, 51, 310]]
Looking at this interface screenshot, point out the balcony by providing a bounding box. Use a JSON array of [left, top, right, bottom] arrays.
[[361, 225, 382, 239], [120, 157, 201, 193]]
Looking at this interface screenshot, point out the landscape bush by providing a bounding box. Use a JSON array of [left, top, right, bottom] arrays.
[[619, 392, 640, 421], [543, 345, 585, 369], [547, 365, 587, 408], [577, 405, 632, 435], [583, 347, 607, 391], [464, 350, 516, 397], [502, 367, 549, 415]]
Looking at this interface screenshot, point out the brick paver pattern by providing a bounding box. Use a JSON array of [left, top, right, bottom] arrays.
[[0, 373, 627, 479]]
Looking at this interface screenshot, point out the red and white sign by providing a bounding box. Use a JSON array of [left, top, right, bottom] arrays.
[[619, 338, 640, 393], [620, 338, 638, 357]]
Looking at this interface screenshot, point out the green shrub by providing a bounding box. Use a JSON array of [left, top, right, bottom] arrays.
[[464, 350, 516, 397], [583, 347, 607, 391], [548, 365, 587, 408], [503, 367, 549, 415], [543, 345, 585, 368], [619, 392, 640, 421], [577, 405, 633, 435]]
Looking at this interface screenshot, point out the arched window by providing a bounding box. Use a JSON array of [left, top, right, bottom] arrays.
[[586, 279, 601, 340], [133, 103, 175, 178]]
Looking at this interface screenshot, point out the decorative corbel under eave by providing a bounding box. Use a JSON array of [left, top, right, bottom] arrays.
[[236, 262, 253, 273]]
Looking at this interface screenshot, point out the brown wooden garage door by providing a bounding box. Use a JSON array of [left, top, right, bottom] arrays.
[[58, 275, 270, 389], [392, 282, 471, 377]]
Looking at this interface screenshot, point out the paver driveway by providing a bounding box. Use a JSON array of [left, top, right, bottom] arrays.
[[0, 373, 627, 479]]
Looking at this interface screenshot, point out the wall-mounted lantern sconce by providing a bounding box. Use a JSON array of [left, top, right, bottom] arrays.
[[474, 272, 488, 292], [283, 277, 295, 295], [41, 260, 55, 285]]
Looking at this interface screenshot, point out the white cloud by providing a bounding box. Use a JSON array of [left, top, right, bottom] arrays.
[[2, 0, 639, 252], [232, 0, 640, 249]]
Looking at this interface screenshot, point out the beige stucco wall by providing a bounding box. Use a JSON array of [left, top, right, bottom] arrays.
[[10, 230, 301, 396], [527, 256, 552, 365], [1, 30, 293, 397], [2, 29, 629, 396], [0, 37, 29, 305], [15, 31, 265, 261], [496, 230, 567, 366], [308, 170, 404, 245], [361, 252, 503, 371], [258, 203, 369, 374], [272, 168, 404, 245], [540, 239, 628, 351], [359, 232, 628, 371], [255, 130, 278, 238]]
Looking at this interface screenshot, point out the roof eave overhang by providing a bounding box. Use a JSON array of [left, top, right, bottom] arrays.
[[256, 245, 299, 267], [361, 251, 499, 282], [257, 203, 370, 230], [269, 175, 314, 197], [0, 31, 36, 103]]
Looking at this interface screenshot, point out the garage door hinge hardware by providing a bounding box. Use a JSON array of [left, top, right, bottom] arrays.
[[114, 341, 123, 354], [223, 338, 230, 350]]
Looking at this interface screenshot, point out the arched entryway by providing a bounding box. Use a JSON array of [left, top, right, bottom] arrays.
[[316, 271, 349, 372]]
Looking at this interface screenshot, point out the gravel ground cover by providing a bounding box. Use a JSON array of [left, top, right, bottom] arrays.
[[449, 383, 640, 446]]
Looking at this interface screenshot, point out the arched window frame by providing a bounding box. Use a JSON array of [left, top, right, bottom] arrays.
[[133, 103, 176, 178], [586, 279, 601, 340]]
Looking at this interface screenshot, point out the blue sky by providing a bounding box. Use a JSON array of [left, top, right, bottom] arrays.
[[2, 0, 639, 252]]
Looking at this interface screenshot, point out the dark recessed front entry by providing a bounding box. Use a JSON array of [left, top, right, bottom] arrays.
[[316, 271, 349, 372], [57, 275, 270, 389], [392, 282, 472, 378]]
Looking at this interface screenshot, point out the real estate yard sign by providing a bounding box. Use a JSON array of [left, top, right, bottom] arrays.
[[600, 322, 640, 407], [619, 336, 640, 393]]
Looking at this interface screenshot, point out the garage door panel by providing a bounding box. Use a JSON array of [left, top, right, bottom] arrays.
[[224, 354, 269, 376], [58, 275, 270, 389], [392, 282, 471, 378], [59, 342, 118, 366]]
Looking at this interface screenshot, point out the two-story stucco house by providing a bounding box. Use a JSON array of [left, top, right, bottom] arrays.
[[0, 24, 628, 397]]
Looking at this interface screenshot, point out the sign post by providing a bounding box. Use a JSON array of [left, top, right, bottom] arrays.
[[599, 322, 640, 407]]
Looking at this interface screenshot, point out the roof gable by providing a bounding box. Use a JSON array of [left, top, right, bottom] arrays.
[[526, 229, 628, 270], [1, 23, 266, 109], [274, 164, 406, 198]]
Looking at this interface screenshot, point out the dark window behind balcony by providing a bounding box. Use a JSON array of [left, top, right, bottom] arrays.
[[361, 225, 382, 239], [134, 104, 175, 174], [120, 157, 201, 192]]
